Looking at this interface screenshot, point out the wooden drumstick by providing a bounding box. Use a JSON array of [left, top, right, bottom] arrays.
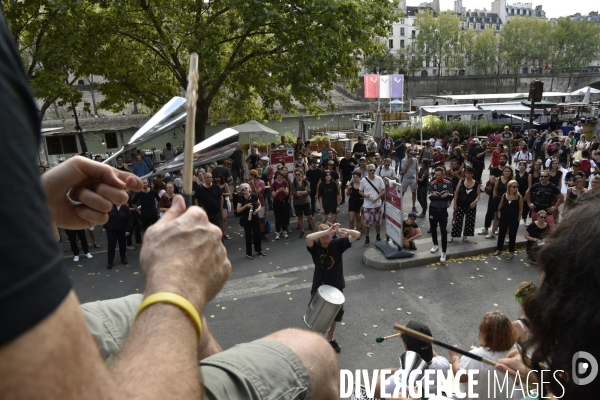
[[393, 323, 497, 367], [376, 333, 401, 343], [183, 53, 199, 208]]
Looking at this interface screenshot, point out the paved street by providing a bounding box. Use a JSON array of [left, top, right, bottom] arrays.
[[64, 165, 541, 382]]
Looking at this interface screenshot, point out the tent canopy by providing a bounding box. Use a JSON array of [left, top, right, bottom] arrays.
[[230, 120, 279, 135], [477, 102, 531, 114], [420, 104, 490, 116], [432, 92, 571, 101], [571, 86, 600, 95]]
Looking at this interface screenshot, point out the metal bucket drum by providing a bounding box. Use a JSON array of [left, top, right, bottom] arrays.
[[303, 285, 345, 334]]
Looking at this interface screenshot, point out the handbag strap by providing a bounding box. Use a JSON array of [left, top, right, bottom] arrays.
[[364, 177, 381, 193]]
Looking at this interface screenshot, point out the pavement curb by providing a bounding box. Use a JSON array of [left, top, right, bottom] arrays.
[[363, 238, 529, 270]]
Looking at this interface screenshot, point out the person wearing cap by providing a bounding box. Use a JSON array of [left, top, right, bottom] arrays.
[[305, 159, 322, 215], [450, 166, 480, 243], [402, 213, 422, 250], [374, 320, 450, 399], [352, 135, 367, 158], [259, 156, 274, 210], [306, 223, 361, 354], [249, 169, 269, 241], [354, 156, 368, 179], [359, 164, 385, 246]]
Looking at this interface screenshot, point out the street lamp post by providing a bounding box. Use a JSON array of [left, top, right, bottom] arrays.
[[434, 29, 441, 95]]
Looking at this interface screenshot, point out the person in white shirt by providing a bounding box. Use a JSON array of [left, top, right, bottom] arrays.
[[448, 311, 524, 400], [513, 144, 532, 171], [400, 150, 419, 213], [376, 157, 397, 180], [359, 164, 385, 247], [161, 143, 177, 163], [374, 321, 451, 399]]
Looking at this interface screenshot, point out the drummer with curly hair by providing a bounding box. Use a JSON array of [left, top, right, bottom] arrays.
[[306, 223, 360, 354]]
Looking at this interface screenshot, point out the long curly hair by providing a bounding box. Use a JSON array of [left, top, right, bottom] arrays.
[[522, 196, 600, 398]]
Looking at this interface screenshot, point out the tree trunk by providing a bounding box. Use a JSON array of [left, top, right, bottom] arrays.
[[53, 102, 60, 119], [89, 76, 99, 117], [193, 101, 210, 145]]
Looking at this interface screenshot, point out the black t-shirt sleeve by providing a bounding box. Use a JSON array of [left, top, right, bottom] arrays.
[[0, 17, 72, 346]]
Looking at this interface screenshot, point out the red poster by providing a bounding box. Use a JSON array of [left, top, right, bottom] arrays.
[[364, 75, 379, 99], [270, 149, 295, 179]]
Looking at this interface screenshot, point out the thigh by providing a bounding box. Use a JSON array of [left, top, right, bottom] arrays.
[[363, 208, 374, 226], [202, 339, 311, 400]]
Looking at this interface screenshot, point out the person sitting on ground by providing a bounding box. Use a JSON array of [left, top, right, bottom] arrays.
[[512, 281, 537, 346], [402, 212, 422, 250], [374, 320, 451, 399], [448, 311, 522, 400]]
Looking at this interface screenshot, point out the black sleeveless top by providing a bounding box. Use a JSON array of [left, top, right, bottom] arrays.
[[116, 165, 128, 171], [530, 173, 540, 186], [548, 171, 562, 188], [515, 171, 529, 197], [496, 177, 508, 198], [457, 179, 479, 207], [500, 193, 521, 221]]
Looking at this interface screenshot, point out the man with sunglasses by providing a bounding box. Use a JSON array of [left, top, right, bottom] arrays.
[[526, 172, 563, 228]]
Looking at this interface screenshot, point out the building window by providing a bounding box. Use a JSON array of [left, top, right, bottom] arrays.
[[411, 30, 416, 37], [400, 18, 405, 24], [46, 135, 78, 155], [400, 39, 405, 48], [389, 39, 393, 49], [400, 27, 405, 36]]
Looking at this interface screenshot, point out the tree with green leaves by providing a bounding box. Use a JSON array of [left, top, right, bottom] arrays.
[[362, 42, 398, 75], [550, 17, 600, 90], [467, 27, 497, 77], [91, 0, 399, 142], [413, 10, 461, 94]]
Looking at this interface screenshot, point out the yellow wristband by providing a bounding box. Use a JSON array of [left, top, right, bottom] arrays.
[[136, 292, 202, 341]]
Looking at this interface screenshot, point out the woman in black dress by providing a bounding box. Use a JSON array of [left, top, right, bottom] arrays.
[[515, 161, 530, 224], [416, 159, 430, 218], [346, 171, 363, 231], [523, 209, 550, 264], [450, 167, 480, 242], [489, 165, 513, 239], [547, 159, 563, 223], [528, 160, 542, 187], [564, 175, 585, 211], [103, 203, 132, 269], [494, 179, 523, 259], [318, 170, 340, 225], [236, 183, 266, 260]]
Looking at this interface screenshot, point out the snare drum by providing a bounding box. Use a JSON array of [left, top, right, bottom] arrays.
[[303, 285, 345, 334]]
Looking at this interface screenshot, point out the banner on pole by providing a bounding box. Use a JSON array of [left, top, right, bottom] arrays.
[[391, 74, 404, 99], [270, 149, 294, 180], [384, 178, 403, 248], [363, 75, 379, 99], [379, 75, 390, 99]]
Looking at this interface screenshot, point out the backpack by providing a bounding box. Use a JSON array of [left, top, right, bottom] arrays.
[[580, 159, 591, 176]]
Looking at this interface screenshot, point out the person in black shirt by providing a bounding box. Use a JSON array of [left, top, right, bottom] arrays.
[[338, 149, 357, 205], [526, 171, 563, 229], [103, 203, 133, 269], [352, 135, 367, 158], [127, 189, 142, 249], [479, 154, 505, 237], [306, 223, 360, 353], [557, 138, 571, 168], [393, 136, 406, 174], [305, 159, 323, 214], [470, 138, 489, 184], [228, 146, 244, 185], [194, 172, 223, 228], [212, 159, 232, 185], [132, 178, 161, 230]]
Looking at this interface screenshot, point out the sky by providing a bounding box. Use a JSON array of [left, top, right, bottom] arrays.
[[438, 0, 597, 19]]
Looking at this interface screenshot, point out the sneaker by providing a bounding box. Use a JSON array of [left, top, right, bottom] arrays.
[[411, 207, 418, 213], [505, 236, 509, 242], [73, 255, 79, 262], [364, 236, 370, 247], [376, 234, 381, 242], [275, 233, 280, 240], [223, 234, 232, 240], [121, 259, 129, 265], [299, 231, 305, 238], [417, 213, 426, 218], [329, 339, 341, 354], [494, 229, 499, 235], [283, 232, 289, 239], [440, 252, 447, 262], [409, 244, 417, 251], [107, 264, 113, 270], [430, 245, 439, 253], [127, 245, 136, 251], [486, 233, 495, 239], [478, 228, 488, 235], [261, 235, 269, 242], [85, 253, 93, 259], [427, 228, 432, 233]]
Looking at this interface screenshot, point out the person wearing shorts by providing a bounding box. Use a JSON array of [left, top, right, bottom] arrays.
[[400, 150, 419, 214], [292, 168, 316, 238], [359, 165, 385, 247], [306, 223, 360, 353]]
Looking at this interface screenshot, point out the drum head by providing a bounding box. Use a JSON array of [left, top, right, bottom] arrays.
[[317, 285, 345, 305]]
